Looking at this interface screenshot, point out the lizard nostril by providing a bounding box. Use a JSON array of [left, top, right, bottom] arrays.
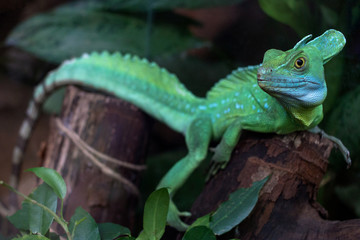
[[258, 67, 273, 77], [258, 67, 266, 75]]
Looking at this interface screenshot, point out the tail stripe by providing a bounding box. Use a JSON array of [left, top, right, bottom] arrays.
[[34, 83, 47, 104], [19, 119, 32, 139], [11, 90, 51, 188], [26, 101, 39, 119], [12, 147, 23, 165]]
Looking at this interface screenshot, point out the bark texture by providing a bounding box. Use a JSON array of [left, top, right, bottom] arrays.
[[43, 86, 150, 230], [190, 131, 360, 240]]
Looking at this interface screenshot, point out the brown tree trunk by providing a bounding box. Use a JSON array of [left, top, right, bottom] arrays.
[[190, 132, 360, 239], [43, 86, 151, 230]]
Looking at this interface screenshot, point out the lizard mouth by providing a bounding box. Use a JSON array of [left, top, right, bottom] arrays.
[[257, 77, 306, 91], [257, 75, 319, 91], [257, 65, 320, 89], [257, 77, 268, 89]]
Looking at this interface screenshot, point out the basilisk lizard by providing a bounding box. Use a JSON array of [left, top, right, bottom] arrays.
[[9, 29, 349, 230]]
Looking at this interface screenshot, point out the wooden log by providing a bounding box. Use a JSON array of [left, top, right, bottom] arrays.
[[189, 131, 360, 239], [43, 86, 151, 230]]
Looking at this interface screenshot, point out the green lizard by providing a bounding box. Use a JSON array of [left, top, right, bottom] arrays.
[[10, 29, 349, 230]]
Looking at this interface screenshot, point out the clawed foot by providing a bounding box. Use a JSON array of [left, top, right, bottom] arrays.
[[206, 147, 231, 180], [167, 200, 190, 231], [309, 126, 351, 167]]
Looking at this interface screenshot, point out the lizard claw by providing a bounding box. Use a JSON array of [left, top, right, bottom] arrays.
[[206, 161, 227, 181], [206, 149, 231, 181]]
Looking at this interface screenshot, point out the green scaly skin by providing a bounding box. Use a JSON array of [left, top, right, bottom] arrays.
[[10, 29, 348, 230]]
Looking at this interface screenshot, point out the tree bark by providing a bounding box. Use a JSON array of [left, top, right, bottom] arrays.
[[190, 131, 360, 239], [43, 86, 151, 230]]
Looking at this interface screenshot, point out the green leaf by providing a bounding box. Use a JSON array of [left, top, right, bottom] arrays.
[[117, 237, 136, 240], [26, 167, 66, 200], [98, 223, 131, 240], [209, 176, 269, 235], [12, 235, 50, 240], [68, 207, 100, 240], [182, 226, 216, 240], [69, 0, 247, 11], [258, 0, 312, 36], [6, 6, 201, 63], [135, 231, 147, 240], [142, 188, 170, 240], [188, 213, 211, 229], [8, 183, 57, 235]]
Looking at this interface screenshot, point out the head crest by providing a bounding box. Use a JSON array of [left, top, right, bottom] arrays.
[[293, 34, 313, 50], [292, 29, 346, 64]]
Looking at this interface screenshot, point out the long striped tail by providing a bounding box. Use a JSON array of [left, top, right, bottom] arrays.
[[10, 51, 203, 189]]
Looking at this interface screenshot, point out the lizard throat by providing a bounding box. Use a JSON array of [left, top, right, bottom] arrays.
[[286, 104, 323, 128]]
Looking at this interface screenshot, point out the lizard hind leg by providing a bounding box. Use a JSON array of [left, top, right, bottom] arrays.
[[156, 117, 213, 231]]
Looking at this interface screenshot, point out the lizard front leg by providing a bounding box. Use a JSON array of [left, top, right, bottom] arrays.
[[156, 117, 213, 231], [209, 118, 242, 176]]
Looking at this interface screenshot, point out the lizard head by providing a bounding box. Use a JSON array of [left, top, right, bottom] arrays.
[[257, 29, 346, 109]]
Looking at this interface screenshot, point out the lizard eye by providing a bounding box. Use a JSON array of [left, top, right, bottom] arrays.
[[294, 57, 306, 69]]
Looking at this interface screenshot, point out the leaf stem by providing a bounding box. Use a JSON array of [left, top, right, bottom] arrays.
[[60, 199, 66, 222]]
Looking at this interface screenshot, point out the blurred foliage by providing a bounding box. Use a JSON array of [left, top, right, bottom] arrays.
[[69, 0, 247, 11], [258, 0, 312, 36], [2, 168, 266, 239], [325, 86, 360, 162], [6, 6, 202, 63], [5, 0, 248, 64]]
